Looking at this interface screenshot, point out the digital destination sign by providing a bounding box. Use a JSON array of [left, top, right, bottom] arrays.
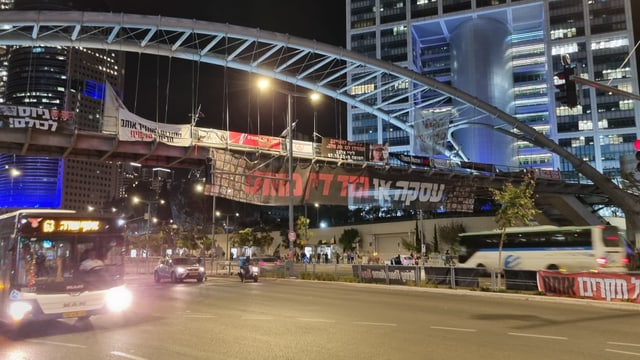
[[19, 217, 115, 234]]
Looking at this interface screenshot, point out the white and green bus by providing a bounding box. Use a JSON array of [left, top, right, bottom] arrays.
[[0, 209, 133, 326], [457, 225, 632, 273]]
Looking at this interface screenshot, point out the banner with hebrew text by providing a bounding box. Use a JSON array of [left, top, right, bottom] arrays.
[[205, 149, 475, 211], [0, 105, 76, 133], [117, 107, 192, 146], [537, 271, 640, 303]]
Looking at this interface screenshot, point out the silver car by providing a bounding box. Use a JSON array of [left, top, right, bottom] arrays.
[[153, 257, 205, 283]]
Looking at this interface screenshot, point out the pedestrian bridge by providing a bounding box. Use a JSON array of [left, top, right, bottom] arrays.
[[0, 10, 636, 225]]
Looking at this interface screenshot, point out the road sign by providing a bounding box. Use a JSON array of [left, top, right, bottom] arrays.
[[288, 231, 296, 241]]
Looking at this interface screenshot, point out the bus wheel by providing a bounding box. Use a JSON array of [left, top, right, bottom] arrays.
[[546, 264, 559, 271]]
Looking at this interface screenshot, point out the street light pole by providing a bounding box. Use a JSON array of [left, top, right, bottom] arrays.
[[216, 211, 238, 275], [286, 92, 295, 259], [257, 78, 320, 266]]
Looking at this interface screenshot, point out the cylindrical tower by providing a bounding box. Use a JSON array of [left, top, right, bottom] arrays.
[[449, 18, 517, 169]]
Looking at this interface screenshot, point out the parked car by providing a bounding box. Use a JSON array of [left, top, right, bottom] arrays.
[[388, 255, 415, 266], [154, 257, 205, 283]]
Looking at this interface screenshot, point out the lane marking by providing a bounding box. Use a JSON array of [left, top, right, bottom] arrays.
[[297, 318, 336, 323], [183, 314, 217, 318], [27, 339, 86, 348], [430, 326, 477, 332], [605, 349, 640, 356], [508, 332, 568, 340], [608, 342, 640, 348], [111, 351, 149, 360], [353, 321, 397, 327], [241, 315, 274, 320]]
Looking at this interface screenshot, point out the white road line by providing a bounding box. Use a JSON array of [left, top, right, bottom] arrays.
[[608, 342, 640, 348], [430, 326, 477, 332], [605, 349, 640, 356], [508, 332, 568, 340], [183, 314, 217, 318], [353, 321, 397, 327], [297, 318, 336, 323], [241, 315, 274, 320], [27, 339, 86, 348], [111, 351, 149, 360]]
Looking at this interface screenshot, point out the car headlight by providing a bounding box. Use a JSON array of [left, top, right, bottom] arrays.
[[175, 267, 186, 274], [105, 286, 133, 312], [8, 301, 32, 321], [199, 267, 205, 273]]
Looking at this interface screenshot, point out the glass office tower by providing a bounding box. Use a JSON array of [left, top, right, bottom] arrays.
[[346, 0, 640, 182]]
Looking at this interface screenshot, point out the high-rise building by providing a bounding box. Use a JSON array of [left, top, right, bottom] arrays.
[[0, 0, 127, 213], [4, 0, 125, 132], [346, 0, 639, 183]]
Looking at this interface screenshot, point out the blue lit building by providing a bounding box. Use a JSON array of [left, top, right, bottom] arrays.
[[346, 0, 639, 182], [0, 154, 120, 212]]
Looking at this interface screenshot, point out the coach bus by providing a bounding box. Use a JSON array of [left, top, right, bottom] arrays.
[[0, 209, 132, 326], [457, 225, 632, 273]]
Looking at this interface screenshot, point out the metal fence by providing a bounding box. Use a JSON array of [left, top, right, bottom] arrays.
[[123, 257, 539, 291]]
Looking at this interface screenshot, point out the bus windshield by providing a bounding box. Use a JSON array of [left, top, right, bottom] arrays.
[[14, 234, 125, 290]]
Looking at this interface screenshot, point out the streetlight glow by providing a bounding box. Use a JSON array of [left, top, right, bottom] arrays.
[[132, 196, 165, 257]]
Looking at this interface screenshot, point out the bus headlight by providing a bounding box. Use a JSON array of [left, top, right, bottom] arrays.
[[8, 301, 32, 321], [105, 286, 133, 312]]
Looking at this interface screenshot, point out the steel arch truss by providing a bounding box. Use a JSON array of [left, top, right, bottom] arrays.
[[0, 10, 637, 216], [0, 10, 502, 156]]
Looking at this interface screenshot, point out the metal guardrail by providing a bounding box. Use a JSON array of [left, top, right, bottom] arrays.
[[124, 257, 539, 291]]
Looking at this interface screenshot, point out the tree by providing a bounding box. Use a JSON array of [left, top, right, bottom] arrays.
[[295, 216, 314, 247], [489, 171, 539, 288], [338, 228, 361, 253], [437, 221, 466, 254]]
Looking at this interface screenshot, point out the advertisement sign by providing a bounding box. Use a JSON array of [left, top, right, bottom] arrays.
[[537, 271, 640, 303], [320, 138, 367, 161], [352, 265, 418, 285]]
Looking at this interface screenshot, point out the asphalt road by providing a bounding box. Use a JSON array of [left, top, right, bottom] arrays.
[[1, 276, 640, 360]]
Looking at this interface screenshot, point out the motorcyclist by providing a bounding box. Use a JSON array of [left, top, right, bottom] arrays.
[[239, 256, 251, 281]]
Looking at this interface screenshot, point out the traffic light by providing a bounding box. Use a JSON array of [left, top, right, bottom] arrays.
[[635, 139, 640, 172], [554, 66, 579, 108]]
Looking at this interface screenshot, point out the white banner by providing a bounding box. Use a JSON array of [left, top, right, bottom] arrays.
[[117, 108, 192, 146]]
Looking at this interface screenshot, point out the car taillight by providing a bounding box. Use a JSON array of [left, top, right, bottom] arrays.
[[621, 257, 630, 265], [259, 261, 265, 266], [596, 257, 608, 267]]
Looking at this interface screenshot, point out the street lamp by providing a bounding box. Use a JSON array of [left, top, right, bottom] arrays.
[[216, 210, 238, 275], [314, 203, 320, 227], [132, 196, 165, 257], [257, 78, 320, 260]]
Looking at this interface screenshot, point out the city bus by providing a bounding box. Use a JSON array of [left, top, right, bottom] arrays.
[[456, 225, 632, 273], [0, 209, 133, 326]]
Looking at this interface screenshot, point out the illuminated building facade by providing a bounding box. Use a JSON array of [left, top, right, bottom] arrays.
[[346, 0, 639, 182], [3, 0, 125, 132]]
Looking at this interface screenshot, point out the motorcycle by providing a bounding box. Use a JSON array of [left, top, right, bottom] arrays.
[[238, 264, 259, 283]]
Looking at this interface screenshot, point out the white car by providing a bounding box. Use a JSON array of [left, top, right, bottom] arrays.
[[388, 255, 415, 266], [154, 257, 205, 283]]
